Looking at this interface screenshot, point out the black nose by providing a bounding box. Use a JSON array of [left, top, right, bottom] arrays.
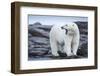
[[65, 29, 68, 34], [61, 27, 64, 29]]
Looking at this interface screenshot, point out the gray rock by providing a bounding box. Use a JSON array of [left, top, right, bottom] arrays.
[[29, 24, 52, 31], [29, 27, 50, 38], [77, 42, 88, 57], [29, 50, 49, 57], [29, 37, 49, 45], [31, 48, 49, 51], [33, 44, 50, 49]]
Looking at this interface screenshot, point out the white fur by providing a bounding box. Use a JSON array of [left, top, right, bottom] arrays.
[[50, 23, 80, 56]]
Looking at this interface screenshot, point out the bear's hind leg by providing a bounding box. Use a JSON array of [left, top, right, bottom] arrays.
[[72, 42, 79, 56], [64, 43, 73, 56], [72, 37, 79, 56]]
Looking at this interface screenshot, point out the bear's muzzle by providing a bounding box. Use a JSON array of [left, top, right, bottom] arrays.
[[61, 26, 68, 34]]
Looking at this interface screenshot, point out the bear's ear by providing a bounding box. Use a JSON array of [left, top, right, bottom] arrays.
[[72, 24, 74, 26]]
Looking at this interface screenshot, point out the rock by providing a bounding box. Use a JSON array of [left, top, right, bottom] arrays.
[[77, 42, 88, 57], [28, 33, 32, 37], [75, 21, 88, 29], [30, 47, 49, 51], [28, 37, 49, 45], [28, 27, 50, 38], [75, 22, 88, 35], [37, 25, 52, 32], [28, 22, 52, 38], [58, 51, 67, 57], [28, 50, 49, 57], [29, 24, 52, 31], [33, 22, 42, 25], [33, 44, 50, 49], [28, 40, 34, 45]]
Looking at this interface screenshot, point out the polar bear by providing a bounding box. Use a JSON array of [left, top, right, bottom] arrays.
[[49, 22, 80, 57]]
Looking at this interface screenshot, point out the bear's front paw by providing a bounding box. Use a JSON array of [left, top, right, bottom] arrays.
[[67, 53, 73, 56], [73, 52, 77, 56], [52, 53, 59, 57]]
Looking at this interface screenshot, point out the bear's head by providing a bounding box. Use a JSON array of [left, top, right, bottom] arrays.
[[61, 23, 77, 35]]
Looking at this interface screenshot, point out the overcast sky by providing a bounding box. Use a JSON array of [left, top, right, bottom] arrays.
[[28, 15, 88, 25]]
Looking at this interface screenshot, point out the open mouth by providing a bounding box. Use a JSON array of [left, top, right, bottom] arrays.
[[61, 26, 68, 34], [65, 29, 68, 34]]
